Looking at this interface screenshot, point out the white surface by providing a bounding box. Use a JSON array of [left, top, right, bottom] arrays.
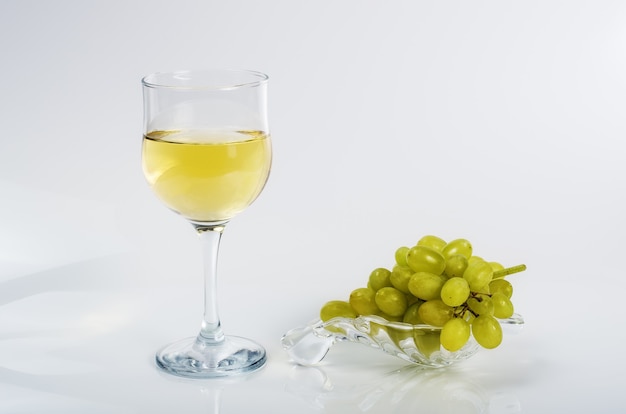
[[1, 0, 625, 412]]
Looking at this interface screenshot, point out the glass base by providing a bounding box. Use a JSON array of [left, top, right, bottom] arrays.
[[156, 335, 267, 378]]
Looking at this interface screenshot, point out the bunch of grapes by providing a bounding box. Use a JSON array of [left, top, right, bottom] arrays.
[[320, 235, 526, 353]]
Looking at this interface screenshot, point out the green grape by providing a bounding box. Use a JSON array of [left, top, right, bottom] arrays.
[[377, 311, 403, 322], [414, 330, 441, 358], [349, 287, 379, 315], [489, 279, 513, 299], [462, 309, 476, 324], [388, 327, 414, 347], [375, 287, 408, 317], [406, 292, 421, 306], [440, 277, 470, 307], [441, 238, 472, 259], [467, 295, 494, 316], [368, 321, 390, 338], [467, 256, 485, 266], [444, 254, 468, 278], [489, 261, 504, 272], [319, 235, 524, 355], [463, 260, 494, 291], [472, 315, 503, 349], [491, 292, 514, 319], [368, 267, 392, 291], [440, 318, 471, 351], [320, 300, 357, 322], [408, 272, 446, 301], [395, 246, 410, 267], [416, 235, 447, 252], [472, 283, 491, 294], [403, 302, 424, 324], [390, 265, 413, 294], [406, 245, 446, 275], [418, 299, 454, 327]]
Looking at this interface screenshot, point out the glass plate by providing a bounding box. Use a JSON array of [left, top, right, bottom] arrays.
[[281, 314, 524, 367]]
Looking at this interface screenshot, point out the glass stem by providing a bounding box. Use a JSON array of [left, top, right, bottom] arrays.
[[193, 222, 228, 345]]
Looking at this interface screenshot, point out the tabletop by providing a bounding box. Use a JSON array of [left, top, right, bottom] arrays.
[[1, 1, 625, 413]]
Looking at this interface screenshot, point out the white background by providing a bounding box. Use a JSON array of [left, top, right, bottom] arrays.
[[1, 0, 625, 413]]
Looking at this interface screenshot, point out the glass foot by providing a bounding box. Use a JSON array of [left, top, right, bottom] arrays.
[[156, 335, 267, 378]]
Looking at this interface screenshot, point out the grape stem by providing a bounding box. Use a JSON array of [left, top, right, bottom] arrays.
[[452, 265, 527, 320], [455, 300, 478, 319], [492, 264, 526, 279]]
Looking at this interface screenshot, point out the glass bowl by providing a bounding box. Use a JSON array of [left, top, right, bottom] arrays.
[[281, 314, 524, 367]]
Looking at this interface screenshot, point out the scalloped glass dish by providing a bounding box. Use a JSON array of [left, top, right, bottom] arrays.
[[281, 314, 524, 367]]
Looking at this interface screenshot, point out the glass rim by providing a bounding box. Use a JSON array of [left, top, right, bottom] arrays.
[[141, 69, 269, 91]]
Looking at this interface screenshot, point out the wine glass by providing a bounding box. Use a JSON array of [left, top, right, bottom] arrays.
[[141, 69, 272, 377]]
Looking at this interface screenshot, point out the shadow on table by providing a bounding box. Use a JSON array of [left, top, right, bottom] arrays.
[[0, 254, 142, 307], [0, 254, 270, 413]]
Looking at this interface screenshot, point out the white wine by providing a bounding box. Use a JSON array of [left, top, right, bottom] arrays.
[[142, 129, 271, 222]]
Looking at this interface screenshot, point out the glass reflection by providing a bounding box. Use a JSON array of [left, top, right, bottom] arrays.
[[285, 363, 521, 413]]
